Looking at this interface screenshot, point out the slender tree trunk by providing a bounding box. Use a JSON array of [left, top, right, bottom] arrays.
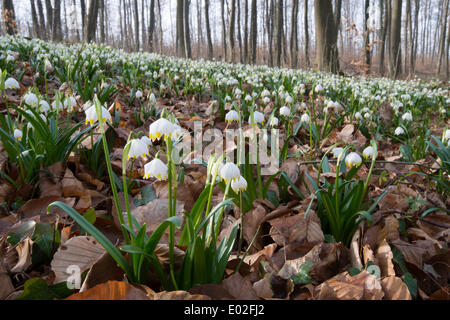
[[157, 0, 163, 53], [133, 0, 139, 50], [314, 0, 340, 73], [84, 0, 100, 43], [37, 0, 46, 38], [45, 0, 53, 38], [290, 0, 299, 68], [266, 0, 274, 66], [437, 0, 449, 75], [411, 0, 419, 72], [390, 0, 402, 78], [30, 0, 40, 38], [379, 0, 389, 76], [184, 0, 192, 58], [2, 0, 16, 35], [148, 0, 155, 51], [244, 0, 248, 63], [99, 0, 106, 43], [221, 0, 227, 61], [406, 0, 413, 76], [237, 0, 243, 63], [52, 0, 62, 41], [363, 0, 371, 74], [304, 0, 310, 67], [205, 0, 213, 59], [80, 0, 86, 37], [249, 0, 257, 64], [229, 0, 236, 62], [176, 0, 185, 56]]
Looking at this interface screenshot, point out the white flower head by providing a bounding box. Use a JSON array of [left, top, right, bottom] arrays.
[[300, 113, 310, 123], [402, 112, 412, 121], [225, 110, 239, 123], [394, 127, 405, 135], [128, 139, 148, 159], [220, 162, 240, 183], [84, 104, 112, 125], [355, 112, 362, 120], [270, 116, 279, 127], [4, 77, 19, 89], [248, 111, 265, 125], [140, 136, 152, 147], [345, 152, 362, 168], [135, 90, 143, 99], [64, 96, 77, 110], [443, 129, 450, 142], [231, 175, 248, 193], [285, 94, 293, 104], [332, 147, 344, 158], [144, 158, 168, 180], [23, 93, 39, 107], [14, 128, 22, 141], [149, 117, 179, 141], [280, 106, 290, 117], [39, 100, 50, 113], [362, 146, 374, 159]]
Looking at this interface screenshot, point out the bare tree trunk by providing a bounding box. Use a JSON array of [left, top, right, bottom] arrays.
[[205, 0, 213, 59], [390, 0, 402, 78], [196, 0, 202, 55], [304, 0, 310, 67], [275, 0, 284, 67], [80, 0, 86, 36], [266, 0, 274, 67], [221, 0, 227, 61], [184, 0, 192, 58], [411, 0, 419, 72], [148, 0, 155, 51], [119, 0, 124, 47], [290, 0, 299, 68], [229, 0, 236, 62], [363, 0, 371, 74], [157, 0, 163, 53], [30, 0, 40, 38], [176, 0, 186, 56], [237, 0, 243, 63], [314, 0, 340, 73], [379, 0, 389, 76], [2, 0, 17, 35], [52, 0, 62, 41], [244, 0, 248, 63], [37, 0, 46, 38], [45, 0, 53, 38], [437, 0, 449, 75], [84, 0, 100, 43], [134, 0, 139, 50], [406, 0, 413, 76], [99, 0, 106, 43], [249, 0, 257, 64]]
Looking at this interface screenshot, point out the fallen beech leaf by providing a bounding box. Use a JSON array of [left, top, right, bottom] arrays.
[[61, 168, 85, 197], [221, 272, 260, 300], [51, 236, 106, 283], [349, 228, 363, 269], [152, 290, 211, 300], [243, 204, 266, 252], [79, 251, 124, 292], [376, 239, 395, 277], [362, 244, 377, 266], [381, 276, 412, 300], [253, 276, 274, 299], [0, 261, 15, 299], [65, 281, 149, 300], [337, 124, 354, 144], [377, 215, 400, 245], [10, 237, 33, 273], [391, 239, 427, 270]]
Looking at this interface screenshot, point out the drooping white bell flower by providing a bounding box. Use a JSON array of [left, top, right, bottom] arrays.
[[225, 110, 239, 123], [219, 162, 241, 183], [23, 93, 39, 107], [64, 96, 77, 110], [149, 93, 157, 104], [362, 146, 374, 159], [39, 100, 50, 113], [52, 100, 64, 111], [4, 77, 19, 89], [128, 139, 148, 159], [270, 116, 279, 127], [248, 111, 265, 125], [285, 94, 293, 104], [279, 106, 290, 117], [149, 118, 179, 141], [263, 96, 271, 105], [135, 90, 143, 99], [315, 84, 323, 92], [345, 152, 362, 168], [394, 127, 405, 135], [355, 112, 363, 120], [402, 112, 412, 121], [332, 147, 344, 158], [14, 129, 22, 141], [231, 175, 248, 193], [140, 136, 152, 147], [144, 158, 168, 181], [444, 129, 450, 142], [300, 113, 310, 123], [84, 104, 112, 125]]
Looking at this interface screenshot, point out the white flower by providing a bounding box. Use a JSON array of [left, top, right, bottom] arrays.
[[362, 146, 374, 159], [270, 116, 279, 127], [402, 112, 412, 121], [220, 162, 240, 183], [149, 93, 157, 104], [285, 94, 293, 104], [300, 113, 310, 123], [279, 106, 290, 117], [52, 100, 64, 110], [394, 127, 405, 135], [140, 136, 152, 147], [443, 129, 450, 141], [84, 105, 112, 125], [364, 112, 371, 119], [23, 93, 38, 107], [149, 117, 179, 141], [4, 77, 19, 89], [64, 96, 77, 109], [263, 96, 271, 105], [355, 112, 362, 120], [128, 139, 148, 159], [345, 152, 362, 167], [225, 110, 239, 123], [332, 147, 344, 158], [135, 90, 143, 98], [39, 100, 50, 113], [315, 84, 323, 92], [248, 111, 265, 125], [14, 129, 22, 141], [245, 94, 252, 102], [261, 89, 270, 97], [144, 158, 168, 180], [231, 175, 248, 193]]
